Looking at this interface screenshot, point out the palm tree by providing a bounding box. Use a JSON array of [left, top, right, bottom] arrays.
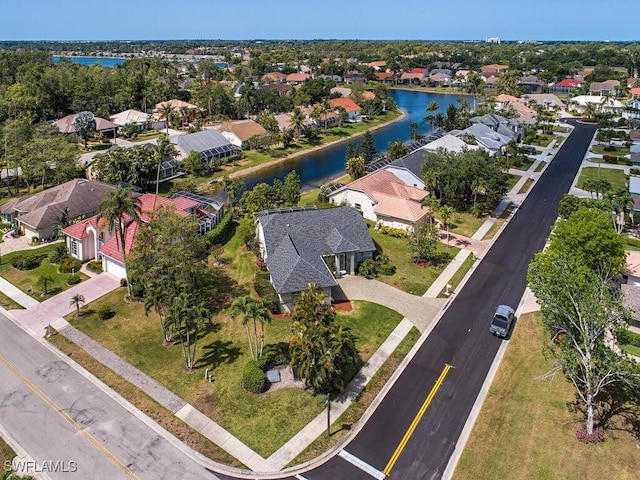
[[410, 121, 419, 142], [167, 292, 209, 371], [157, 102, 172, 135], [582, 102, 597, 122], [153, 136, 178, 195], [290, 108, 306, 141], [465, 72, 485, 111], [439, 205, 455, 246], [144, 283, 175, 344], [52, 206, 71, 239], [37, 274, 54, 296], [230, 296, 271, 360], [97, 186, 142, 295], [69, 294, 85, 318], [424, 100, 440, 127]]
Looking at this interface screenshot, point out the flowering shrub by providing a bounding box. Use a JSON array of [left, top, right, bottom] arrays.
[[575, 426, 605, 444]]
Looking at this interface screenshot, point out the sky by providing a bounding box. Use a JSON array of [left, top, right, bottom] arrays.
[[2, 0, 638, 42]]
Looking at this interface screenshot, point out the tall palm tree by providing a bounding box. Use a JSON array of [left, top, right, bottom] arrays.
[[144, 283, 175, 344], [230, 296, 271, 360], [290, 108, 306, 141], [167, 292, 209, 371], [153, 136, 178, 195], [157, 102, 172, 136], [69, 294, 85, 318], [439, 205, 455, 246], [97, 186, 142, 295]]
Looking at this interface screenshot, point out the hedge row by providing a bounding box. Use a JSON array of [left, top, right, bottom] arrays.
[[204, 211, 233, 247]]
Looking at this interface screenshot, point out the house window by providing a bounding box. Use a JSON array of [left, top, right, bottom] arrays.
[[70, 239, 78, 256], [354, 203, 362, 210]]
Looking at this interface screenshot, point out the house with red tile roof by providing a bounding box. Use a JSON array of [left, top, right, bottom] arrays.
[[285, 73, 311, 84], [631, 87, 640, 99], [261, 72, 287, 84], [429, 72, 452, 86], [63, 191, 224, 280], [374, 71, 394, 83], [327, 169, 430, 232], [218, 119, 268, 149], [329, 97, 362, 122]]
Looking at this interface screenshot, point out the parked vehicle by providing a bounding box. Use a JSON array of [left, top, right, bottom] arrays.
[[490, 304, 515, 338]]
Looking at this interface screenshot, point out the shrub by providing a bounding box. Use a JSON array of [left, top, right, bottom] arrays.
[[58, 255, 82, 273], [254, 271, 281, 314], [204, 211, 233, 247], [66, 274, 81, 285], [617, 328, 640, 347], [358, 258, 378, 278], [86, 261, 103, 274], [11, 254, 45, 270], [130, 283, 145, 299], [379, 226, 407, 238], [97, 305, 115, 320], [48, 245, 68, 264], [258, 342, 290, 371], [242, 360, 267, 393], [375, 254, 396, 275], [575, 426, 605, 444], [120, 278, 128, 287], [603, 145, 616, 152]]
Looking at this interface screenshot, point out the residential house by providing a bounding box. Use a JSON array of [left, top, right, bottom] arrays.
[[110, 109, 166, 132], [453, 70, 471, 87], [503, 101, 538, 125], [261, 72, 287, 84], [469, 113, 523, 141], [551, 78, 583, 94], [625, 99, 640, 120], [343, 71, 367, 84], [631, 88, 640, 99], [452, 123, 512, 155], [429, 72, 452, 87], [0, 179, 116, 240], [328, 169, 430, 231], [153, 99, 202, 127], [285, 73, 311, 85], [494, 94, 521, 109], [219, 120, 268, 149], [384, 148, 430, 186], [483, 75, 498, 90], [54, 114, 119, 139], [523, 93, 564, 110], [63, 191, 223, 280], [363, 61, 386, 71], [629, 176, 640, 218], [589, 80, 621, 96], [518, 75, 546, 93], [330, 97, 362, 122], [421, 133, 482, 154], [172, 129, 240, 166], [400, 67, 427, 85], [569, 95, 623, 114], [255, 206, 375, 312], [480, 64, 508, 77], [374, 72, 394, 83]]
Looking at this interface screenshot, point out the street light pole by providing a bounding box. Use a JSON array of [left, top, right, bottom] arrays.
[[323, 394, 331, 438]]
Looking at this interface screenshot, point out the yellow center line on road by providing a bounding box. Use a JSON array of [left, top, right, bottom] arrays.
[[383, 363, 452, 476], [0, 352, 140, 479]]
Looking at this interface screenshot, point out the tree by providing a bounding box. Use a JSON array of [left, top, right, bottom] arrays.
[[73, 111, 96, 149], [387, 139, 408, 160], [183, 149, 208, 176], [52, 206, 71, 239], [465, 72, 485, 111], [548, 207, 625, 275], [166, 292, 209, 371], [230, 296, 271, 360], [345, 155, 366, 181], [528, 250, 639, 436], [153, 135, 178, 195], [97, 185, 142, 295], [290, 107, 306, 141], [424, 100, 439, 127], [37, 274, 54, 296], [410, 121, 419, 142], [144, 283, 176, 344], [289, 283, 359, 393], [438, 205, 455, 246], [282, 170, 301, 206], [221, 175, 244, 207], [157, 102, 172, 135], [69, 294, 85, 318], [409, 223, 439, 264], [360, 130, 377, 163]]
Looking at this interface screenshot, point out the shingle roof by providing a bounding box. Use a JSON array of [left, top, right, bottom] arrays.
[[220, 120, 267, 141], [54, 114, 118, 134], [258, 207, 374, 294], [2, 179, 115, 230], [388, 149, 429, 178], [457, 123, 511, 152]]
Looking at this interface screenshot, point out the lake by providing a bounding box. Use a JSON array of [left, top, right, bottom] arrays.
[[52, 56, 127, 68], [237, 89, 467, 192]]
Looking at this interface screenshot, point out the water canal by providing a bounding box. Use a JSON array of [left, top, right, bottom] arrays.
[[238, 89, 466, 192]]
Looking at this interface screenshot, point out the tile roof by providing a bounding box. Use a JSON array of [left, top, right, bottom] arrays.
[[374, 72, 393, 80], [257, 206, 374, 294], [555, 78, 582, 88], [422, 134, 481, 153], [62, 216, 98, 240], [110, 109, 155, 126], [153, 99, 200, 113], [286, 73, 311, 83], [329, 97, 361, 113]]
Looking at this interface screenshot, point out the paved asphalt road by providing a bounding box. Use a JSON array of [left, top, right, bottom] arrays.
[[0, 312, 217, 480], [298, 120, 598, 480]]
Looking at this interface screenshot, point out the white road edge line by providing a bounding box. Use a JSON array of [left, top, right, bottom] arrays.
[[294, 474, 308, 480], [338, 449, 385, 480]]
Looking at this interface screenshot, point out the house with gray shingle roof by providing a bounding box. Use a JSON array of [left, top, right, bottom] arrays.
[[0, 179, 116, 240], [256, 206, 375, 312]]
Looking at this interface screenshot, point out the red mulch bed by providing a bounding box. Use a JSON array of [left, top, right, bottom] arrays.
[[332, 300, 353, 312]]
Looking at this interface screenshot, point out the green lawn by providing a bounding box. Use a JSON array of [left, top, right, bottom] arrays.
[[591, 144, 631, 156], [0, 436, 15, 467], [620, 344, 640, 357], [454, 311, 640, 480], [0, 243, 88, 297], [534, 161, 546, 173], [531, 134, 554, 147], [0, 290, 23, 309], [438, 252, 475, 297], [518, 178, 535, 194], [66, 291, 402, 458], [369, 225, 459, 295], [435, 209, 486, 238], [577, 167, 629, 191]]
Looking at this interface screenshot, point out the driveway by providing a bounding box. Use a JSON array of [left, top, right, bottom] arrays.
[[10, 273, 121, 335], [336, 276, 447, 332]]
